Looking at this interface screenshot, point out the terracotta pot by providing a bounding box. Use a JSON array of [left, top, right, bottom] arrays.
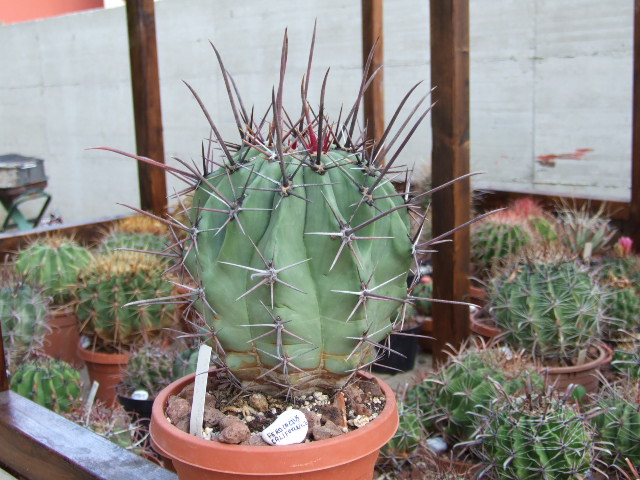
[[468, 285, 486, 309], [540, 342, 613, 394], [43, 308, 83, 368], [78, 343, 130, 407], [468, 309, 503, 341], [150, 370, 399, 480]]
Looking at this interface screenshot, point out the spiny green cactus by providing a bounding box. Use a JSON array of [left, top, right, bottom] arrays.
[[612, 345, 640, 380], [121, 343, 178, 397], [382, 402, 422, 459], [471, 219, 531, 273], [75, 251, 175, 351], [10, 357, 82, 413], [473, 390, 594, 480], [100, 231, 169, 257], [15, 236, 92, 305], [0, 281, 48, 371], [100, 30, 438, 394], [590, 382, 640, 469], [599, 257, 640, 335], [489, 257, 605, 365], [556, 203, 616, 259], [405, 346, 542, 444], [172, 346, 199, 379]]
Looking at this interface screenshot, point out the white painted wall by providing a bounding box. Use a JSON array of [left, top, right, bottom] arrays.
[[0, 0, 633, 226]]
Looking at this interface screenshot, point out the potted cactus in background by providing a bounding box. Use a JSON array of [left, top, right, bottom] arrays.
[[487, 248, 612, 392], [75, 251, 176, 405], [14, 236, 91, 367], [95, 26, 467, 479]]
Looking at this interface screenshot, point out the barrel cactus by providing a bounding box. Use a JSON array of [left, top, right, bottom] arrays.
[[471, 218, 531, 274], [75, 251, 175, 351], [612, 346, 640, 380], [590, 382, 640, 469], [100, 231, 169, 256], [598, 256, 640, 336], [0, 281, 48, 371], [381, 401, 422, 460], [100, 31, 436, 394], [10, 357, 82, 413], [405, 346, 542, 444], [121, 343, 178, 398], [488, 255, 606, 365], [473, 390, 594, 479], [15, 236, 92, 306]]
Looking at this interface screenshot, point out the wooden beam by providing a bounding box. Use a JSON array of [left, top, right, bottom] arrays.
[[126, 0, 168, 215], [361, 0, 385, 149], [631, 0, 640, 250], [0, 391, 176, 480], [429, 0, 471, 363]]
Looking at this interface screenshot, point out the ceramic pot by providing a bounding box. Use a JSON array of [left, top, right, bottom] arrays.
[[150, 370, 399, 480], [78, 343, 130, 406], [374, 324, 422, 373], [43, 308, 83, 368], [541, 342, 613, 394], [468, 308, 503, 342]]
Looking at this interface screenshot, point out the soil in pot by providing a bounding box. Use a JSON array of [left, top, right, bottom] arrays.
[[150, 369, 399, 480], [78, 342, 130, 407], [43, 307, 83, 368]]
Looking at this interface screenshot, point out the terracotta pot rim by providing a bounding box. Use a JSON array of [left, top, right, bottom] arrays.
[[78, 342, 130, 364], [469, 310, 503, 338], [46, 309, 78, 327], [150, 369, 399, 476], [540, 342, 612, 375]]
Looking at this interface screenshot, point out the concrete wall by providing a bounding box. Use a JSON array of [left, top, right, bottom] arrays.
[[0, 0, 633, 226]]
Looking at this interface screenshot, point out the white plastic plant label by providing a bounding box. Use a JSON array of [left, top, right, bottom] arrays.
[[189, 344, 212, 437], [261, 409, 308, 446]]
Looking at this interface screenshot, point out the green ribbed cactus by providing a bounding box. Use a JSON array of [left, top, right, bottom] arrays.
[[121, 343, 177, 397], [0, 281, 48, 370], [172, 347, 199, 379], [382, 402, 422, 459], [75, 251, 175, 351], [489, 257, 605, 365], [474, 391, 594, 480], [612, 346, 640, 380], [10, 357, 82, 413], [590, 383, 640, 469], [15, 236, 92, 305], [405, 346, 542, 444], [599, 257, 640, 335], [100, 231, 168, 256], [100, 31, 438, 394], [471, 220, 531, 273]]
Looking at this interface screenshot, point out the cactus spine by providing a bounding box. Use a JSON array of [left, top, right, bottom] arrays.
[[122, 342, 178, 397], [489, 258, 605, 365], [10, 357, 82, 413], [15, 236, 92, 305], [75, 251, 175, 350]]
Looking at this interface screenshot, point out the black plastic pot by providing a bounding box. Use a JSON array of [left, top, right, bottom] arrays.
[[372, 324, 422, 374], [116, 384, 155, 425]]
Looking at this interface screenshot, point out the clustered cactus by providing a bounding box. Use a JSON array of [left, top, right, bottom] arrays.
[[473, 390, 594, 480], [10, 356, 82, 413], [102, 30, 441, 395], [15, 236, 92, 306], [75, 251, 175, 351], [0, 280, 48, 371], [488, 256, 605, 365]]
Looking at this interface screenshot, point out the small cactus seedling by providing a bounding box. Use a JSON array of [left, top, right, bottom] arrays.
[[75, 251, 176, 351], [488, 253, 606, 366], [15, 236, 92, 306], [590, 381, 640, 470], [95, 28, 480, 395], [0, 279, 48, 372], [121, 342, 179, 398], [381, 401, 423, 459], [473, 388, 595, 480], [10, 356, 82, 413]]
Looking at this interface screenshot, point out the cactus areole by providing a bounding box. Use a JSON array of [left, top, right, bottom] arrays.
[[101, 30, 438, 395]]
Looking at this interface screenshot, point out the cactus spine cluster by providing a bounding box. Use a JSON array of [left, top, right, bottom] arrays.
[[10, 357, 82, 413], [489, 257, 605, 365], [0, 281, 48, 370], [471, 219, 530, 273], [474, 390, 594, 480], [75, 251, 175, 350], [590, 383, 640, 469], [15, 236, 92, 306], [102, 30, 438, 394]]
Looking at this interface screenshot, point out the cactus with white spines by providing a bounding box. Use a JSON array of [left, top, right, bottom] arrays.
[[97, 28, 484, 395]]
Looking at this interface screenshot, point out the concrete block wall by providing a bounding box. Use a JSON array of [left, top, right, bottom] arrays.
[[0, 0, 633, 225]]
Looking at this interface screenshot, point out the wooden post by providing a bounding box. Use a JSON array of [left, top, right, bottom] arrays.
[[361, 0, 385, 149], [429, 0, 471, 363], [631, 0, 640, 250], [126, 0, 168, 215]]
